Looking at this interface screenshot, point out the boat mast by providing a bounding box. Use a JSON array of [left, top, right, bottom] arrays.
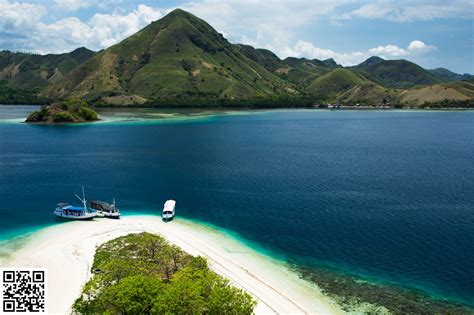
[[82, 186, 87, 212], [75, 185, 87, 212]]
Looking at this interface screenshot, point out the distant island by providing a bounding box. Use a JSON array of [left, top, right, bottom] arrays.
[[25, 98, 98, 123], [1, 9, 473, 108]]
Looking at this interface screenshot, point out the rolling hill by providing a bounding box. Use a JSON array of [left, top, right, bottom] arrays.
[[305, 68, 368, 99], [0, 47, 94, 91], [399, 82, 474, 106], [44, 9, 295, 104], [428, 68, 473, 82], [0, 8, 472, 107], [235, 45, 283, 72], [352, 57, 442, 89], [337, 82, 399, 105]]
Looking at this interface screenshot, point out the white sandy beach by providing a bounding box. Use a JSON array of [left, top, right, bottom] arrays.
[[1, 216, 341, 314]]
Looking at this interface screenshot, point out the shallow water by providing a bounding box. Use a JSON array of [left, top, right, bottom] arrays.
[[0, 105, 473, 307]]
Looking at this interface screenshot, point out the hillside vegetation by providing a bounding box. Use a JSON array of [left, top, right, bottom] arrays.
[[0, 48, 94, 103], [337, 82, 399, 105], [353, 58, 442, 89], [0, 9, 472, 107], [73, 232, 255, 314], [428, 68, 472, 82], [399, 82, 474, 106], [306, 68, 367, 100], [44, 9, 293, 103]]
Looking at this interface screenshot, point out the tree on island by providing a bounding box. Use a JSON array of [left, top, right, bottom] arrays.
[[73, 233, 256, 314], [25, 98, 99, 123]]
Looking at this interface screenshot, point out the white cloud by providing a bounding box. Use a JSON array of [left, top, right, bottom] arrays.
[[0, 0, 448, 69], [181, 0, 352, 53], [284, 40, 436, 66], [0, 0, 46, 32], [1, 3, 163, 54], [369, 40, 435, 58], [408, 40, 431, 51], [346, 0, 473, 22], [87, 4, 163, 47], [283, 40, 365, 65], [369, 44, 406, 57]]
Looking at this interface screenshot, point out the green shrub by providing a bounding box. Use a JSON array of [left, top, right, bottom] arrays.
[[52, 111, 75, 122], [77, 106, 98, 121]]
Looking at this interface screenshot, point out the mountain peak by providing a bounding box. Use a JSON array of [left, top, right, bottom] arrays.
[[168, 8, 189, 15], [44, 7, 292, 102], [359, 56, 384, 67], [70, 47, 93, 54], [161, 8, 199, 21], [322, 58, 339, 68]]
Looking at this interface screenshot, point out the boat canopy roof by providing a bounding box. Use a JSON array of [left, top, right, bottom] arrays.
[[90, 200, 113, 208], [163, 200, 176, 211]]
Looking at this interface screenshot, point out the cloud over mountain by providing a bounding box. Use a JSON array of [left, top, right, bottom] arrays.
[[0, 0, 471, 73], [0, 2, 162, 53], [284, 40, 435, 66]]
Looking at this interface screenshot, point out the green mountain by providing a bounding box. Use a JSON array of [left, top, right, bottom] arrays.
[[399, 81, 474, 106], [353, 57, 442, 89], [284, 57, 339, 69], [0, 47, 95, 91], [0, 9, 472, 107], [274, 57, 333, 87], [305, 68, 368, 99], [235, 44, 283, 72], [428, 68, 473, 82], [44, 9, 295, 104], [337, 81, 398, 105], [355, 56, 384, 68]]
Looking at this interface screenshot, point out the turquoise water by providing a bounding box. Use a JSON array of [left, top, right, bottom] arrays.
[[0, 106, 473, 307]]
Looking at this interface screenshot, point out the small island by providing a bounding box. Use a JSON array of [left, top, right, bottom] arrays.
[[25, 98, 99, 123], [74, 232, 256, 314]]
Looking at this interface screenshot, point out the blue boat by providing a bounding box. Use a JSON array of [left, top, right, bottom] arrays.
[[54, 186, 97, 220]]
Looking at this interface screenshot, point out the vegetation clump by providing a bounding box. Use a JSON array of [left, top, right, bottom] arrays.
[[73, 233, 255, 314], [0, 81, 48, 105], [25, 98, 99, 123]]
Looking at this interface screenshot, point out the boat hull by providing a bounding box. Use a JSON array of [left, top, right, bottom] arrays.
[[89, 202, 120, 219], [162, 215, 174, 222], [102, 212, 121, 219], [54, 213, 96, 220]]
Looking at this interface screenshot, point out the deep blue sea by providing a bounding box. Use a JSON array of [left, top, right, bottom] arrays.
[[1, 106, 473, 306]]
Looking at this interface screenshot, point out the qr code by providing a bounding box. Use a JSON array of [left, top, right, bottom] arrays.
[[1, 268, 47, 313]]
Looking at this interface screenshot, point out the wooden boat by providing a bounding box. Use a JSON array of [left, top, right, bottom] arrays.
[[90, 199, 120, 219], [54, 186, 96, 220]]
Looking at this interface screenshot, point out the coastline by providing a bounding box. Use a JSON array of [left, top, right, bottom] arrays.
[[2, 106, 473, 127], [0, 215, 342, 314]]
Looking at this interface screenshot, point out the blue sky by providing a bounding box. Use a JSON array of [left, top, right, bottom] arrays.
[[1, 0, 473, 73]]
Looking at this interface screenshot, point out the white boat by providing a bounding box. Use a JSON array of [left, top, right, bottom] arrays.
[[54, 186, 97, 220], [90, 198, 120, 219], [162, 200, 176, 222]]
